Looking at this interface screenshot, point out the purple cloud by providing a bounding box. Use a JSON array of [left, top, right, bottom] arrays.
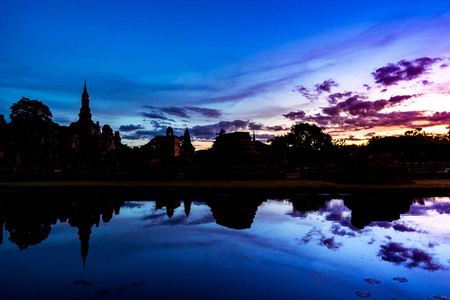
[[378, 242, 445, 271], [322, 94, 416, 117], [190, 120, 250, 139], [248, 122, 264, 130], [293, 79, 339, 102], [285, 93, 435, 131], [185, 106, 222, 118], [122, 129, 164, 140], [327, 91, 354, 105], [143, 106, 222, 119], [315, 79, 339, 93], [266, 125, 289, 131], [283, 110, 306, 120], [372, 57, 441, 86], [319, 236, 343, 250], [292, 85, 319, 101], [363, 84, 372, 91], [149, 120, 172, 129]]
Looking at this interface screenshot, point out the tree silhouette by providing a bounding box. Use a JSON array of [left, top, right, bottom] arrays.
[[10, 97, 53, 125], [268, 123, 333, 167], [8, 97, 57, 170]]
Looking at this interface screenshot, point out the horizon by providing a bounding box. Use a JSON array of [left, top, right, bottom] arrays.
[[2, 1, 450, 150]]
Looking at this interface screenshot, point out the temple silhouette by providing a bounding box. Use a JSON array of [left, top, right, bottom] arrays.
[[2, 82, 449, 180], [0, 82, 198, 174]]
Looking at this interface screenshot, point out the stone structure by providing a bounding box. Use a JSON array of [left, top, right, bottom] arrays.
[[147, 126, 194, 166], [0, 82, 123, 174], [211, 131, 261, 167]]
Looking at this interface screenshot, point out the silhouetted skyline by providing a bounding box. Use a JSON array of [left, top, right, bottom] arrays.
[[1, 1, 450, 149]]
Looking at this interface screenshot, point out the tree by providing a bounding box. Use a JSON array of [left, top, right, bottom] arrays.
[[10, 97, 53, 125], [8, 98, 57, 170], [269, 123, 333, 151], [268, 123, 333, 167]]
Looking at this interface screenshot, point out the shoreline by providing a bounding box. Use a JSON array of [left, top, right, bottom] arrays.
[[1, 179, 450, 196]]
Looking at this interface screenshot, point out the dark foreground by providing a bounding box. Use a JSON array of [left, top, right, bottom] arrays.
[[1, 179, 450, 200]]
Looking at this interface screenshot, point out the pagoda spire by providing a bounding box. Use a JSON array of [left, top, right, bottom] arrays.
[[79, 80, 92, 122]]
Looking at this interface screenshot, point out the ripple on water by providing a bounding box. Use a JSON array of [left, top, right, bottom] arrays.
[[364, 278, 381, 284], [393, 277, 408, 283], [355, 291, 371, 298]]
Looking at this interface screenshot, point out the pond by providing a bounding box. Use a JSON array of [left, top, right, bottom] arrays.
[[0, 193, 449, 299]]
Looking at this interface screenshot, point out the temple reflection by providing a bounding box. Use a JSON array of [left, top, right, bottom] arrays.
[[206, 195, 264, 230], [343, 194, 413, 229], [0, 199, 124, 269], [0, 192, 432, 268]]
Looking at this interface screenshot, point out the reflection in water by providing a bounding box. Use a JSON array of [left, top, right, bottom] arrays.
[[0, 199, 124, 268], [0, 193, 449, 299], [206, 195, 264, 229], [344, 194, 413, 229]]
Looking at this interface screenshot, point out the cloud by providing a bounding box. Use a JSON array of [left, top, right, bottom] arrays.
[[185, 106, 222, 118], [327, 91, 353, 105], [372, 57, 442, 86], [190, 120, 250, 139], [298, 228, 343, 250], [330, 224, 357, 237], [322, 94, 417, 117], [122, 129, 165, 140], [363, 84, 372, 91], [369, 221, 422, 233], [143, 106, 222, 119], [319, 236, 343, 250], [305, 110, 450, 131], [197, 74, 299, 105], [293, 79, 339, 102], [315, 79, 339, 93], [144, 106, 189, 118], [119, 124, 145, 132], [149, 120, 172, 129], [378, 242, 446, 271], [407, 201, 450, 216], [140, 112, 174, 121], [282, 93, 447, 132], [292, 85, 318, 101], [256, 133, 276, 141], [266, 125, 289, 131], [283, 110, 306, 120], [248, 122, 264, 130]]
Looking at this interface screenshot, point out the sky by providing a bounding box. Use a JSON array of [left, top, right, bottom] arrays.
[[1, 0, 450, 149]]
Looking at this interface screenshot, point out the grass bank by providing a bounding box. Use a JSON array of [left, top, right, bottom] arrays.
[[1, 179, 450, 199]]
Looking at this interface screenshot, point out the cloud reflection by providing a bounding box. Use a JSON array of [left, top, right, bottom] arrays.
[[378, 242, 447, 271]]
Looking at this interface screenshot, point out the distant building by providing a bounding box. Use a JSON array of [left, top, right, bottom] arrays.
[[210, 131, 262, 167], [147, 126, 195, 166], [67, 81, 122, 155]]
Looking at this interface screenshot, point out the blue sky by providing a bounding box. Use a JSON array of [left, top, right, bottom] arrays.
[[1, 0, 450, 148]]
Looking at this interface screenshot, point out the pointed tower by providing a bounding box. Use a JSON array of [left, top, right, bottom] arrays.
[[184, 200, 192, 218], [78, 224, 91, 269], [78, 81, 92, 122]]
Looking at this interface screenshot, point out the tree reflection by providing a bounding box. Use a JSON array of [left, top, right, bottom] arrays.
[[206, 195, 264, 230], [344, 194, 413, 229], [0, 198, 124, 268]]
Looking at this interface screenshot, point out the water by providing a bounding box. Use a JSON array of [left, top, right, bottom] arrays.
[[0, 194, 449, 299]]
